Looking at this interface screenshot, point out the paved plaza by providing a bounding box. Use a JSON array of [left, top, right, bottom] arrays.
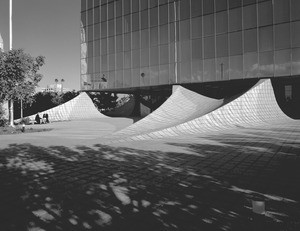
[[0, 118, 300, 231]]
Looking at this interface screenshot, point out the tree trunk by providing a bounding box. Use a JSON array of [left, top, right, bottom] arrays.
[[8, 100, 14, 127]]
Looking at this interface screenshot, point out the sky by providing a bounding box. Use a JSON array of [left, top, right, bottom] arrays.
[[0, 0, 81, 90]]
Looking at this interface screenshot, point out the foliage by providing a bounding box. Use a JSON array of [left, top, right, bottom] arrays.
[[88, 92, 118, 112], [14, 90, 80, 119], [0, 49, 45, 104], [0, 102, 8, 126]]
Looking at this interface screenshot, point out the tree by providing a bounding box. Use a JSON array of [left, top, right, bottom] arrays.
[[0, 49, 45, 126]]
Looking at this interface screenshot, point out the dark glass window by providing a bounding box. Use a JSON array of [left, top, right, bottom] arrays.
[[116, 0, 122, 17], [123, 0, 131, 15], [160, 44, 169, 64], [88, 0, 93, 9], [141, 29, 149, 48], [101, 21, 107, 38], [124, 15, 131, 33], [230, 55, 243, 79], [169, 3, 175, 22], [141, 10, 149, 29], [108, 19, 115, 37], [244, 29, 258, 53], [275, 49, 291, 76], [191, 0, 202, 17], [229, 0, 241, 9], [230, 31, 242, 55], [204, 36, 215, 59], [141, 48, 149, 66], [116, 35, 123, 52], [94, 23, 100, 40], [216, 0, 227, 12], [159, 4, 168, 25], [150, 0, 158, 8], [229, 8, 242, 32], [81, 12, 87, 27], [94, 39, 101, 57], [180, 0, 190, 20], [258, 1, 273, 27], [259, 51, 274, 77], [244, 52, 259, 77], [159, 0, 168, 5], [243, 0, 256, 6], [132, 12, 140, 31], [88, 25, 93, 42], [108, 2, 114, 20], [160, 24, 169, 44], [81, 0, 87, 11], [124, 51, 131, 69], [192, 17, 202, 38], [180, 62, 191, 83], [150, 46, 159, 66], [150, 7, 158, 27], [150, 27, 158, 46], [192, 38, 202, 59], [94, 7, 100, 24], [116, 17, 123, 35], [291, 21, 300, 48], [274, 0, 290, 24], [243, 4, 257, 29], [181, 41, 191, 62], [88, 9, 93, 25], [108, 36, 115, 54], [109, 53, 115, 70], [124, 33, 131, 51], [132, 31, 140, 50], [180, 19, 190, 41], [216, 57, 229, 80], [101, 4, 107, 21], [101, 55, 108, 72], [259, 26, 273, 52], [140, 0, 148, 11], [203, 59, 216, 81], [203, 14, 214, 36], [291, 0, 300, 21], [203, 0, 214, 15], [101, 38, 107, 55], [275, 23, 290, 50], [132, 0, 139, 13], [216, 34, 228, 57], [88, 41, 94, 57], [132, 49, 140, 68], [94, 56, 100, 73], [216, 11, 228, 34], [292, 48, 300, 75], [159, 64, 169, 85]]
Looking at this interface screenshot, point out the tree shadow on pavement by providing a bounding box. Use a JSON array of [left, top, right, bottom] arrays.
[[0, 141, 299, 231]]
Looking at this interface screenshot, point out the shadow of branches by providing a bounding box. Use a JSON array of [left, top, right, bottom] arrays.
[[0, 140, 299, 231]]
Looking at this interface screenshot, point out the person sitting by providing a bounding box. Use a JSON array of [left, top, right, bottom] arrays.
[[45, 113, 49, 123], [35, 113, 41, 124]]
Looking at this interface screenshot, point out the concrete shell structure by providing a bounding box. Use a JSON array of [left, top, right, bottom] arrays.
[[110, 79, 298, 142], [27, 92, 106, 122], [111, 85, 224, 138]]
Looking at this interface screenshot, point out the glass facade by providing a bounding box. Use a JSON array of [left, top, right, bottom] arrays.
[[80, 0, 300, 91]]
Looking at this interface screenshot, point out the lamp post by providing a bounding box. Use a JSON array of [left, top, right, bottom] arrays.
[[9, 0, 14, 127]]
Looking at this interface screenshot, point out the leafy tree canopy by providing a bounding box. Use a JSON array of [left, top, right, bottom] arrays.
[[0, 49, 45, 104]]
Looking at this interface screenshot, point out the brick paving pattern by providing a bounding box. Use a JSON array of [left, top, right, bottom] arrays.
[[1, 124, 300, 231]]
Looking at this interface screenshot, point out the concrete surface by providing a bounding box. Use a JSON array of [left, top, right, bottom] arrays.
[[0, 116, 300, 231]]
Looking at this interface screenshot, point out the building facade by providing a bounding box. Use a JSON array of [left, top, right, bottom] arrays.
[[80, 0, 300, 116]]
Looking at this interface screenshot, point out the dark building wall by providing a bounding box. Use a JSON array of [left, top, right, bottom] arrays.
[[80, 0, 300, 92]]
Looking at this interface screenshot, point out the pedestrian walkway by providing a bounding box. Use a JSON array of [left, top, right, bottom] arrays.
[[0, 117, 299, 231]]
